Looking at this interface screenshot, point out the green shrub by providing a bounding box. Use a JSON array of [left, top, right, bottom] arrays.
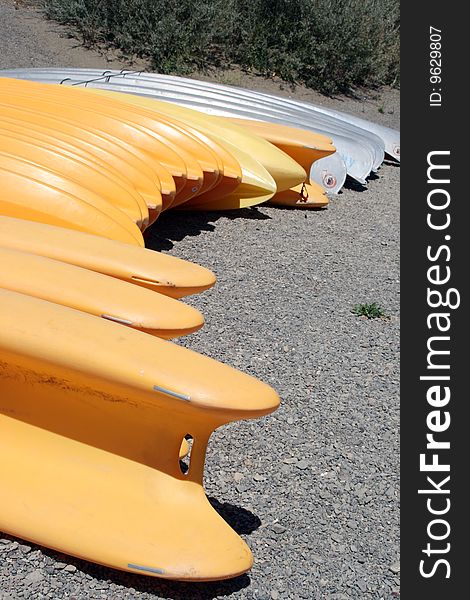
[[41, 0, 400, 94], [352, 303, 388, 319]]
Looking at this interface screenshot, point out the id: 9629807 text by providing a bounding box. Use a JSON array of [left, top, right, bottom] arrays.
[[429, 26, 442, 107]]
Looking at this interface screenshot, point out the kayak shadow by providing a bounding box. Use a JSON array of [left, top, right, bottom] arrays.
[[342, 176, 368, 192], [383, 158, 401, 167], [208, 496, 262, 535], [145, 207, 271, 252], [368, 171, 380, 182]]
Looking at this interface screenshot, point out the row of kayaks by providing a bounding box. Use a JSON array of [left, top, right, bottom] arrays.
[[0, 75, 331, 221], [0, 216, 213, 338], [0, 215, 279, 581], [0, 69, 400, 188], [0, 70, 399, 581]]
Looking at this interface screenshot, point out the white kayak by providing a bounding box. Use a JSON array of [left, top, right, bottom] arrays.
[[266, 98, 400, 162]]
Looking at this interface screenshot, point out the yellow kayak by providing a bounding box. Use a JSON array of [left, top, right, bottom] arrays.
[[0, 289, 279, 580], [0, 129, 149, 229], [0, 247, 204, 338], [226, 117, 336, 175], [181, 141, 276, 210], [0, 106, 175, 218], [0, 216, 216, 298], [268, 182, 329, 209], [0, 156, 144, 246]]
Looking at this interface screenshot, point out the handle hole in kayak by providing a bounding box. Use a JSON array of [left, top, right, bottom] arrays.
[[179, 434, 194, 475]]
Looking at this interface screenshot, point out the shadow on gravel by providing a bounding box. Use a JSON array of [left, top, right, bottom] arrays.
[[75, 565, 251, 600], [208, 497, 262, 535], [342, 176, 368, 192], [144, 208, 271, 251], [343, 161, 399, 192], [57, 554, 250, 600]]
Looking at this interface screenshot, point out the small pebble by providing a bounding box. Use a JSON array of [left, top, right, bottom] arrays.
[[389, 562, 400, 574], [64, 565, 77, 573], [270, 524, 287, 534]]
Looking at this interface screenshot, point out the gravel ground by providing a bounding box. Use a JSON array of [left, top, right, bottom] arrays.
[[0, 1, 400, 598]]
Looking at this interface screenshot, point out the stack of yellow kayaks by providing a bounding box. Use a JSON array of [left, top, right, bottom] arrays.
[[0, 289, 279, 580], [0, 216, 216, 298], [0, 73, 340, 580], [0, 77, 331, 213], [0, 247, 205, 339]]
